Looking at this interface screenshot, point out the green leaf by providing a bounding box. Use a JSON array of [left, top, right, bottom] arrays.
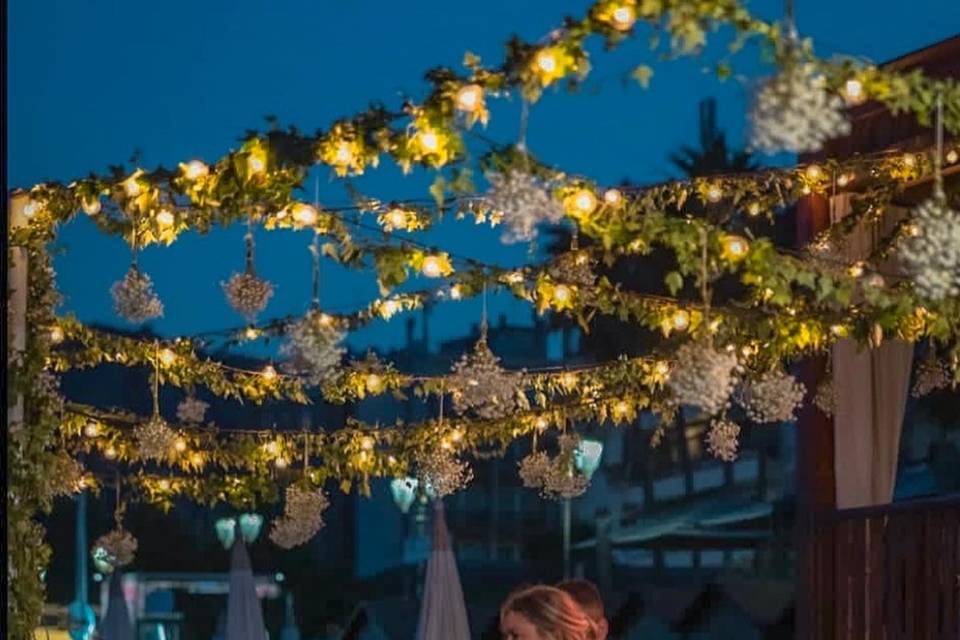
[[631, 65, 654, 89], [665, 271, 683, 295], [716, 63, 733, 81], [429, 175, 446, 210]]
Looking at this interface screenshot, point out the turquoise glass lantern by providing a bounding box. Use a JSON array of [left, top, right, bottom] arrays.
[[239, 513, 264, 543], [575, 438, 604, 481], [390, 477, 419, 513], [215, 517, 237, 549]]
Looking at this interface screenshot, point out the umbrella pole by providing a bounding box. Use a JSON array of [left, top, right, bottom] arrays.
[[562, 498, 572, 580]]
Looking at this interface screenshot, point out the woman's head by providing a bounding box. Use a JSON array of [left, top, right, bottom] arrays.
[[500, 585, 597, 640]]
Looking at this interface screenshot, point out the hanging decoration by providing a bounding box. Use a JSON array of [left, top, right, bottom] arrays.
[[706, 417, 741, 462], [111, 264, 164, 324], [134, 347, 177, 461], [813, 375, 835, 416], [269, 484, 330, 549], [540, 434, 590, 500], [416, 447, 473, 499], [91, 485, 137, 572], [484, 170, 565, 243], [176, 395, 209, 425], [223, 227, 274, 321], [736, 367, 807, 423], [911, 353, 951, 398], [667, 342, 740, 415], [281, 311, 345, 386], [518, 450, 552, 490], [547, 251, 598, 288]]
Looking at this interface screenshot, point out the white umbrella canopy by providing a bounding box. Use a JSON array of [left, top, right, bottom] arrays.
[[226, 540, 267, 640], [415, 501, 471, 640]]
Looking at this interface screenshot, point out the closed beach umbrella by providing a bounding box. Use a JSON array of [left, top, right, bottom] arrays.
[[415, 501, 470, 640], [226, 540, 267, 640], [99, 573, 134, 640]]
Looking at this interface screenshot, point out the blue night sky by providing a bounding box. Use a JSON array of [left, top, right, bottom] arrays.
[[9, 1, 959, 355]]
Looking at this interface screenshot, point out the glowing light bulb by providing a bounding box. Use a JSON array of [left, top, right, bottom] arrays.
[[275, 457, 289, 469], [611, 5, 637, 29], [655, 360, 670, 376], [842, 79, 864, 104], [455, 84, 483, 112], [830, 324, 847, 337], [365, 374, 383, 394], [22, 200, 41, 219], [706, 185, 723, 203], [805, 164, 822, 180], [317, 313, 334, 327], [334, 142, 353, 164], [535, 49, 557, 73], [361, 436, 376, 450], [672, 309, 690, 331], [81, 197, 101, 215], [572, 189, 597, 214], [264, 441, 279, 456], [159, 348, 176, 366], [84, 422, 99, 438], [535, 416, 549, 431], [182, 160, 209, 180], [449, 284, 462, 300], [190, 452, 204, 466], [158, 479, 171, 491], [155, 209, 175, 227], [747, 202, 761, 217], [553, 284, 572, 304], [292, 203, 318, 226], [722, 235, 749, 259], [50, 326, 65, 344], [421, 256, 444, 278], [419, 130, 440, 153], [122, 175, 142, 197], [905, 223, 920, 237], [245, 327, 260, 340], [603, 188, 622, 205], [947, 149, 958, 165], [386, 208, 407, 228], [837, 173, 852, 187], [247, 155, 266, 175], [614, 400, 630, 416], [261, 365, 278, 382], [450, 429, 463, 443], [174, 437, 187, 453], [104, 446, 117, 460], [560, 372, 578, 389], [902, 153, 916, 168], [848, 262, 865, 278], [381, 300, 400, 317]]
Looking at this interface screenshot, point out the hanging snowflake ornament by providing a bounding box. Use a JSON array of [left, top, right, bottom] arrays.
[[448, 334, 524, 420], [269, 485, 329, 550], [912, 356, 951, 398], [111, 265, 164, 324], [899, 194, 960, 301], [281, 310, 346, 386], [667, 342, 741, 415], [749, 62, 850, 154], [484, 170, 565, 243], [737, 368, 807, 423], [813, 376, 835, 416], [176, 396, 209, 424], [706, 418, 741, 462], [417, 448, 473, 499], [223, 272, 274, 321], [133, 415, 177, 461], [92, 528, 138, 570], [548, 252, 598, 288], [540, 434, 589, 500], [518, 451, 552, 489]]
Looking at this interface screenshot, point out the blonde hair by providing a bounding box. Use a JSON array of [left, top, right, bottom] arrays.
[[501, 585, 597, 640]]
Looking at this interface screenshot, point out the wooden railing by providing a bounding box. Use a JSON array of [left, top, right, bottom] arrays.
[[799, 494, 960, 639]]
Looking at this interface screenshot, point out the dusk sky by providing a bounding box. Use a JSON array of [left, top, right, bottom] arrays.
[[9, 0, 959, 355]]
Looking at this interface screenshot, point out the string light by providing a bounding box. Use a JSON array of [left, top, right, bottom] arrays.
[[603, 188, 622, 205], [365, 373, 383, 394], [181, 160, 209, 180], [244, 327, 260, 340], [848, 262, 865, 278], [418, 130, 440, 153], [122, 174, 142, 197], [155, 209, 175, 227], [947, 149, 958, 165], [842, 78, 865, 105], [261, 365, 278, 382], [174, 437, 187, 453], [361, 436, 375, 451], [535, 49, 557, 74], [104, 446, 117, 460], [81, 197, 101, 216], [671, 309, 690, 331], [553, 284, 572, 304], [902, 153, 916, 168], [22, 200, 41, 219], [159, 349, 176, 366], [747, 202, 761, 217], [805, 164, 822, 180], [535, 416, 549, 431], [837, 173, 853, 187], [449, 284, 463, 300], [247, 154, 266, 175], [572, 189, 598, 215], [655, 360, 670, 376], [386, 208, 407, 229], [334, 142, 353, 165], [421, 256, 444, 278], [455, 84, 483, 112], [189, 452, 204, 467], [50, 326, 65, 344], [291, 203, 318, 226], [611, 5, 637, 30], [379, 300, 400, 318], [158, 479, 171, 491], [722, 235, 750, 260], [83, 422, 99, 438], [275, 456, 289, 469], [706, 185, 723, 203]]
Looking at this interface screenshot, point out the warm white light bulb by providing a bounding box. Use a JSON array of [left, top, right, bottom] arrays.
[[387, 209, 407, 228], [603, 188, 622, 205], [81, 197, 101, 216], [421, 256, 443, 278], [553, 285, 572, 303], [335, 142, 353, 164], [672, 309, 690, 330], [536, 50, 557, 73], [455, 84, 483, 112], [262, 365, 278, 381], [706, 185, 723, 203], [156, 209, 175, 227], [292, 203, 318, 226], [50, 326, 65, 344], [573, 189, 597, 214], [419, 131, 440, 153], [611, 6, 636, 30], [183, 160, 208, 180], [843, 79, 864, 104], [22, 200, 41, 219], [159, 348, 176, 366]]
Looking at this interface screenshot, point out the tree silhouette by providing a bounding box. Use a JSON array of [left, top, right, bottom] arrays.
[[668, 99, 757, 178]]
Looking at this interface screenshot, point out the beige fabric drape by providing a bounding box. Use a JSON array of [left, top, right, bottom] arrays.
[[829, 195, 915, 508]]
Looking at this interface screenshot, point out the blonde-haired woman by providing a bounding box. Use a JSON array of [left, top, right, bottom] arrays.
[[500, 585, 597, 640]]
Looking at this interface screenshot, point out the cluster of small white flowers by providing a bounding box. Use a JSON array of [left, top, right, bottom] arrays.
[[899, 196, 960, 301], [813, 377, 834, 416], [706, 419, 741, 462], [485, 171, 565, 243], [281, 311, 346, 386], [111, 266, 164, 324], [449, 335, 525, 420], [133, 416, 177, 461], [667, 342, 741, 415], [223, 271, 274, 321], [176, 396, 209, 424], [911, 357, 951, 398], [548, 252, 598, 288], [737, 368, 807, 423], [417, 448, 473, 499], [517, 451, 552, 490], [540, 434, 590, 500], [92, 528, 138, 569], [749, 63, 850, 154], [269, 485, 329, 549]]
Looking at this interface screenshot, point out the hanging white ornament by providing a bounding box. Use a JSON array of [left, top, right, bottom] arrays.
[[92, 528, 138, 570], [134, 415, 176, 461], [813, 376, 835, 416], [281, 310, 346, 386], [548, 251, 598, 288], [737, 368, 807, 423], [111, 264, 164, 324], [517, 451, 552, 490], [540, 434, 590, 500], [269, 484, 329, 550], [667, 342, 741, 415], [52, 456, 87, 498], [749, 62, 850, 154], [448, 332, 525, 420], [706, 418, 741, 462], [484, 170, 565, 243], [911, 356, 951, 398], [223, 230, 274, 321], [176, 396, 209, 425], [900, 195, 960, 301], [417, 448, 473, 499]]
